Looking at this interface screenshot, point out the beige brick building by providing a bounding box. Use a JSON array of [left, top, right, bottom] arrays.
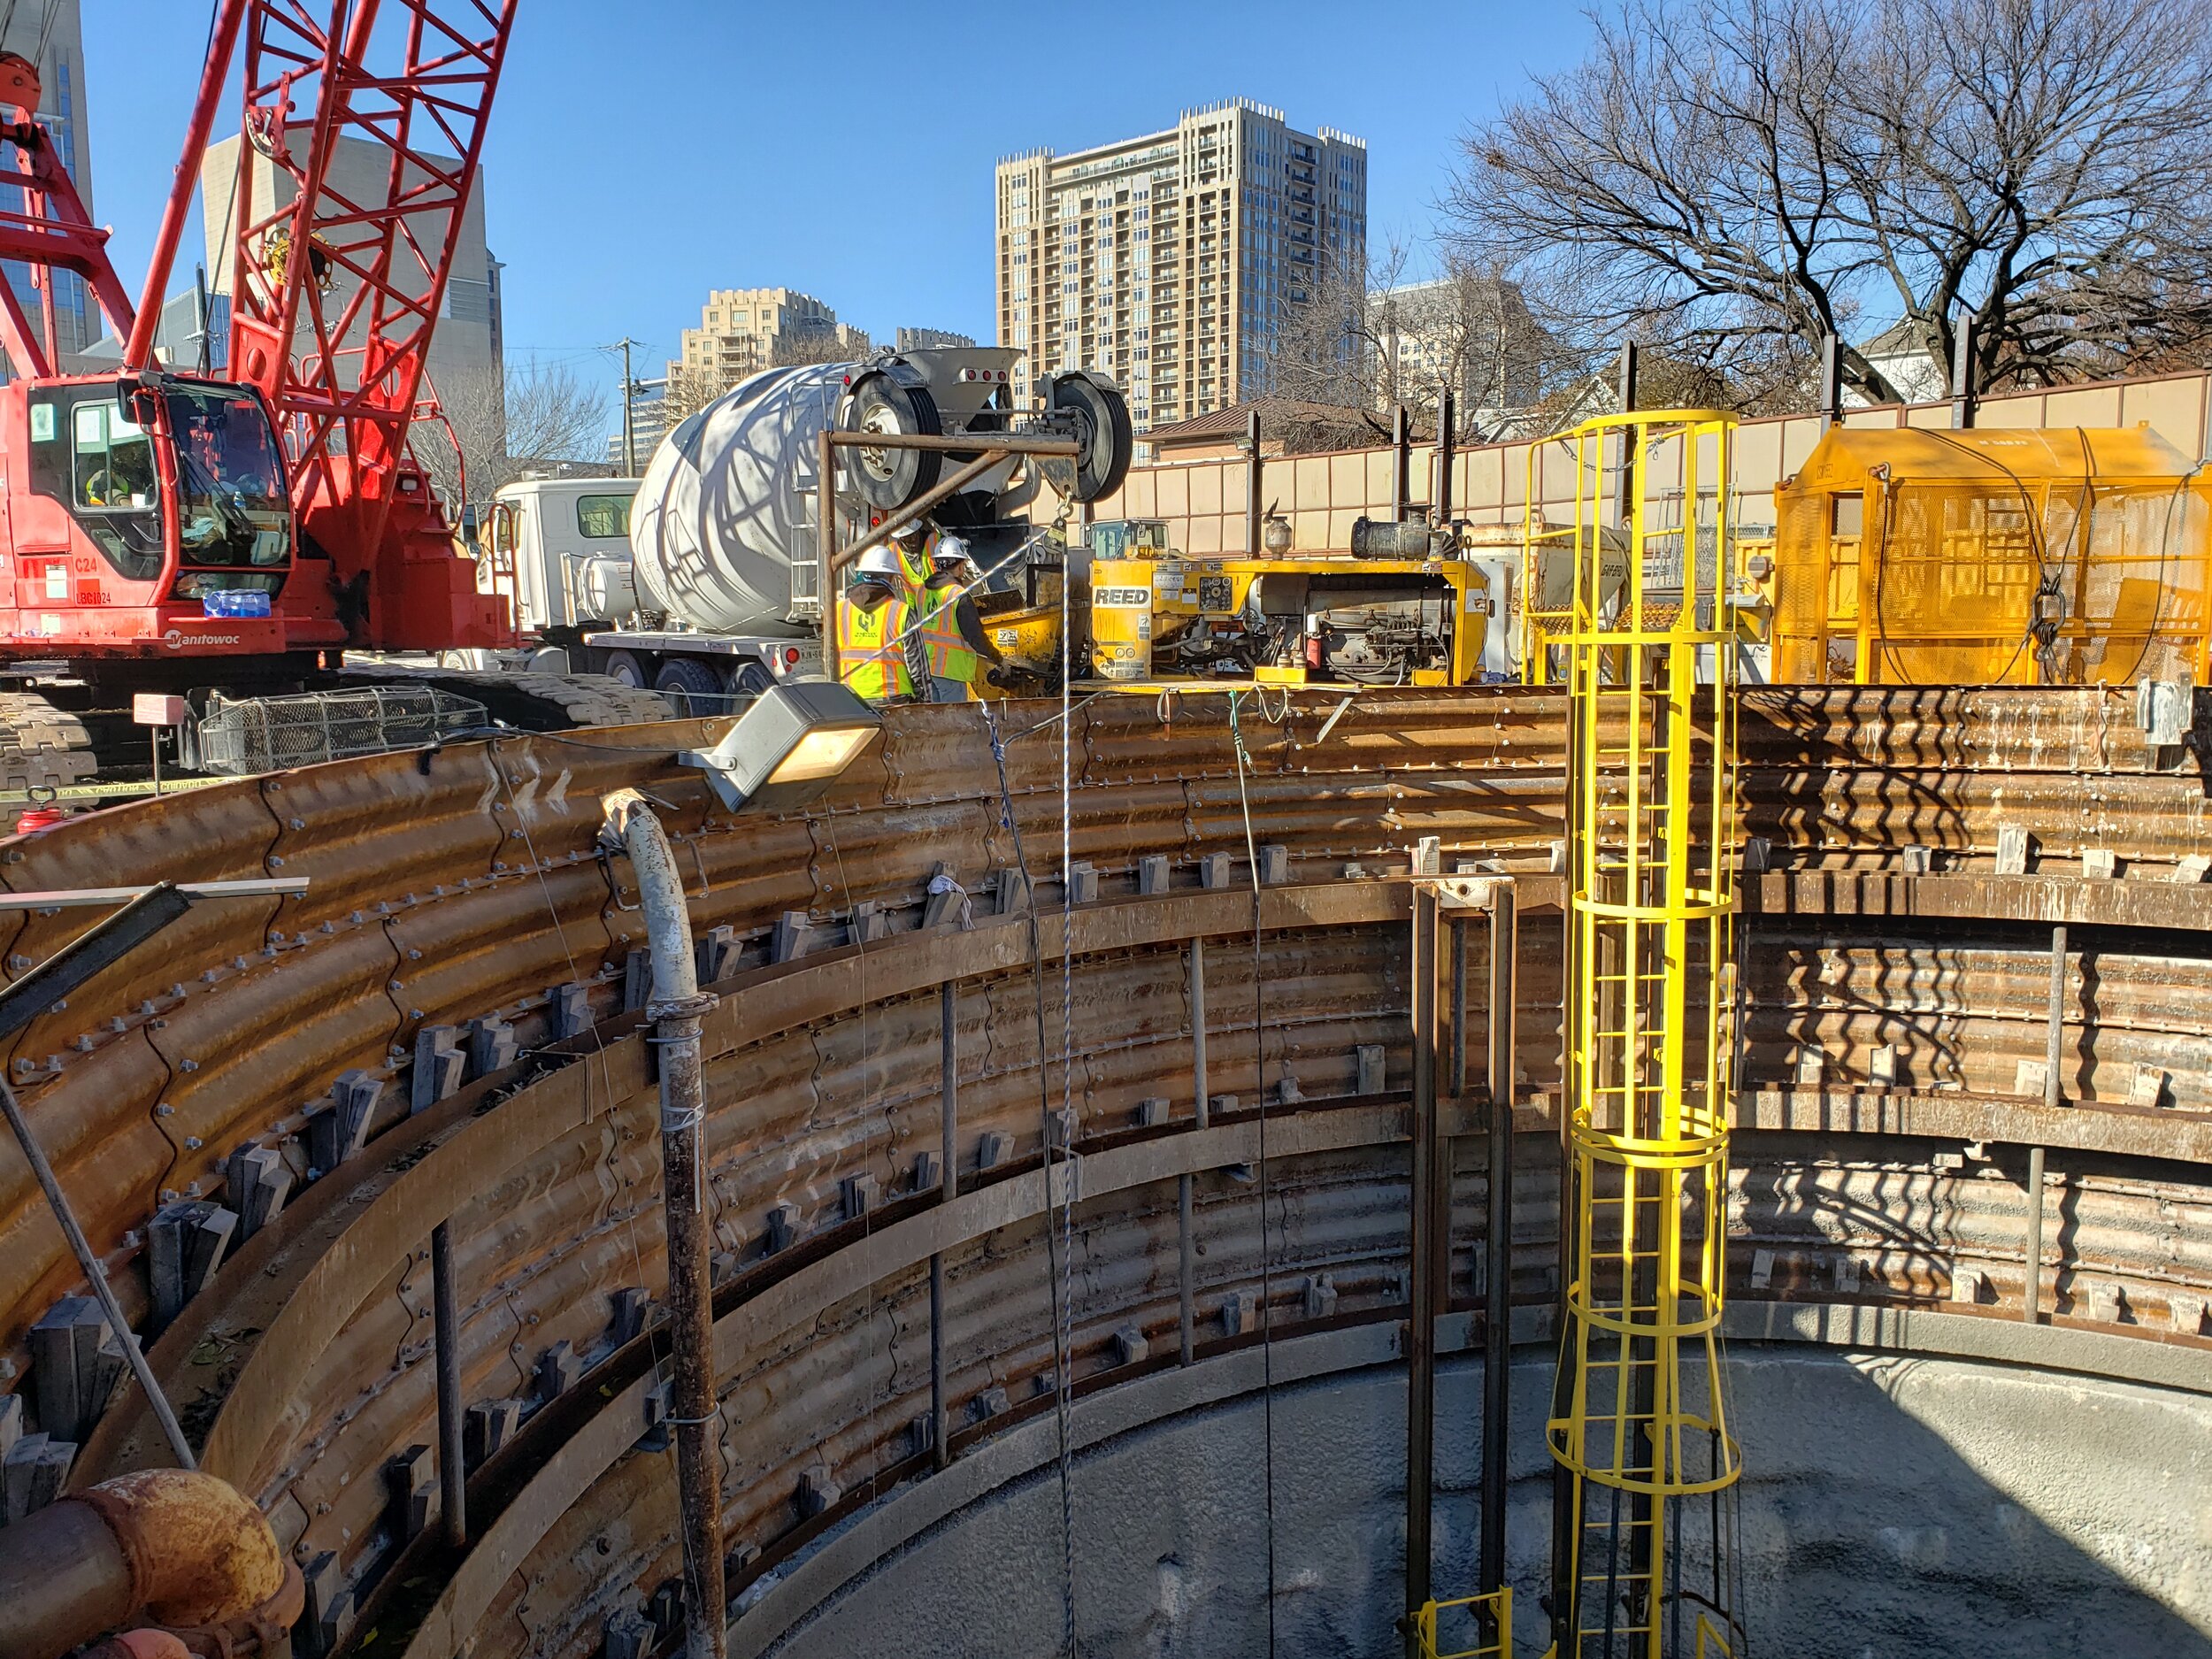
[[671, 288, 868, 408], [995, 100, 1366, 432]]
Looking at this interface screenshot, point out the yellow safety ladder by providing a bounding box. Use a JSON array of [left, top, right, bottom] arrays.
[[1547, 411, 1746, 1659]]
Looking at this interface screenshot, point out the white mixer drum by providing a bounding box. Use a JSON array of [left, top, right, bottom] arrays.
[[629, 363, 848, 637]]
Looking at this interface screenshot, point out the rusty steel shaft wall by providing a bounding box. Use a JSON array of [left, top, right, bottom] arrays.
[[0, 687, 2208, 1657]]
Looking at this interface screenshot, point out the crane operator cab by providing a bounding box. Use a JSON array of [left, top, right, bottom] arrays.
[[4, 371, 296, 652]]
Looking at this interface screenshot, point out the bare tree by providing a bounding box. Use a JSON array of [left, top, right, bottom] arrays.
[[414, 358, 611, 509], [1253, 238, 1413, 412], [769, 324, 870, 369], [1445, 0, 2212, 403], [1256, 240, 1579, 427]]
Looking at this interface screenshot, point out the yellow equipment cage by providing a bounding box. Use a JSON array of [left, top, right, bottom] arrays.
[[1769, 424, 2212, 685], [1548, 411, 1745, 1659]]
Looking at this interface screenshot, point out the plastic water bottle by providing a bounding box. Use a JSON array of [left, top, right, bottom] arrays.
[[203, 589, 273, 618]]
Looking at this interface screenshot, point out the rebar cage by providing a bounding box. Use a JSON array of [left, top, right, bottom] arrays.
[[195, 685, 488, 775], [1548, 411, 1746, 1659]]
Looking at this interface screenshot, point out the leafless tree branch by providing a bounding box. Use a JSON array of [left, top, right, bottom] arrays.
[[1444, 0, 2212, 404]]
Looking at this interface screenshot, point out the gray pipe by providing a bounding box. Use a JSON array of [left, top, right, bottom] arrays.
[[602, 790, 726, 1659]]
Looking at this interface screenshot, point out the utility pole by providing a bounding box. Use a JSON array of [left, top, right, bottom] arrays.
[[616, 335, 639, 475]]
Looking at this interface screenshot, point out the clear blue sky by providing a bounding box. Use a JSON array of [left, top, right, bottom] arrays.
[[88, 2, 1591, 403]]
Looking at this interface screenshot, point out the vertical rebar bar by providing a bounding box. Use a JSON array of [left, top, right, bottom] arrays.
[[2024, 1144, 2047, 1325], [2046, 926, 2068, 1110], [431, 1220, 466, 1550]]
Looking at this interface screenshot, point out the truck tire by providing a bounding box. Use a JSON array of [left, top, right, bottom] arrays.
[[844, 373, 942, 511], [0, 692, 96, 795], [728, 661, 773, 698], [599, 649, 649, 689], [651, 657, 728, 717], [1049, 372, 1133, 502]]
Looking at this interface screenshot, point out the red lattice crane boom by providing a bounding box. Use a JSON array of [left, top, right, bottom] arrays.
[[227, 0, 516, 649]]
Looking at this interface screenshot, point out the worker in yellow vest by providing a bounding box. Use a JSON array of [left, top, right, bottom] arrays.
[[914, 534, 1004, 701], [888, 518, 939, 598], [834, 545, 918, 703]]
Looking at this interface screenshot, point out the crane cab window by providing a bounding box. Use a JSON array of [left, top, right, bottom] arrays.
[[73, 402, 156, 511], [576, 494, 630, 539], [26, 388, 164, 582]]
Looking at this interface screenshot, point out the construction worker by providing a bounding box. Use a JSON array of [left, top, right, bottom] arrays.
[[834, 545, 917, 703], [887, 517, 938, 598], [913, 533, 1005, 702]]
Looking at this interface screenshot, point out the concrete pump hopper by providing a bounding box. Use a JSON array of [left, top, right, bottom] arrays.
[[1769, 424, 2211, 685]]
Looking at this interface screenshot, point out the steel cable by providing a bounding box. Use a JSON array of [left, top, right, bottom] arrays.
[[980, 697, 1079, 1659], [1226, 689, 1280, 1659]]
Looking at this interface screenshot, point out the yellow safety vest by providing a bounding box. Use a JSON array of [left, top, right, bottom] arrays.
[[895, 534, 937, 595], [836, 589, 914, 702], [918, 572, 979, 686]]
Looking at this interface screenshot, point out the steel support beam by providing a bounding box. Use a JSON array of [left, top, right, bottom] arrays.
[[1479, 881, 1517, 1613], [1184, 937, 1209, 1364], [431, 1220, 467, 1548], [1244, 407, 1263, 555], [932, 980, 958, 1471], [1405, 884, 1442, 1646], [1392, 404, 1411, 524]]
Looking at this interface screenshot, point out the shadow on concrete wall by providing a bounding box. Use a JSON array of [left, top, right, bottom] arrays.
[[761, 1345, 2212, 1659]]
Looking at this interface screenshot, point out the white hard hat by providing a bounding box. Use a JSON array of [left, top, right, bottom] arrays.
[[855, 544, 902, 581], [889, 518, 925, 540], [932, 533, 971, 566]]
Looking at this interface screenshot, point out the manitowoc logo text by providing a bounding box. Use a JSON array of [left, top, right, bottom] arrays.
[[163, 628, 243, 649]]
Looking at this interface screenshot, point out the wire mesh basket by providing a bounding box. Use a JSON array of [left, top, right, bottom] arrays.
[[195, 685, 490, 775]]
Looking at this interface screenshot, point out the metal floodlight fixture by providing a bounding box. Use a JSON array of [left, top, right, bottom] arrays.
[[679, 676, 883, 814]]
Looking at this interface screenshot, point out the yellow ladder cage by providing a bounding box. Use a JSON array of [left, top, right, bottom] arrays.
[[1547, 411, 1747, 1659]]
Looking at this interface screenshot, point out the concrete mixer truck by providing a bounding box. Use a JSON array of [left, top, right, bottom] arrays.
[[483, 345, 1133, 710]]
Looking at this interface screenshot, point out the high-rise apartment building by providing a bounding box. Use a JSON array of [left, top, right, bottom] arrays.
[[895, 326, 976, 352], [671, 288, 868, 408], [0, 2, 94, 368], [996, 100, 1366, 430]]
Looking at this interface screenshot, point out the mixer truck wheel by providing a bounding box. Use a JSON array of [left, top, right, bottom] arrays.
[[1048, 372, 1133, 503], [599, 649, 649, 689], [728, 662, 774, 698], [845, 373, 942, 511], [652, 657, 728, 718]]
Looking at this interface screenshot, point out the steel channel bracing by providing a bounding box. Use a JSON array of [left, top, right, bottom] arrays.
[[0, 687, 2209, 1656]]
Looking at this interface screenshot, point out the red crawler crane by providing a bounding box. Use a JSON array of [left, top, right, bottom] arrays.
[[0, 0, 657, 795]]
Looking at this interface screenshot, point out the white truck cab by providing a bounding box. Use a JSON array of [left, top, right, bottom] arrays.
[[487, 476, 641, 634]]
